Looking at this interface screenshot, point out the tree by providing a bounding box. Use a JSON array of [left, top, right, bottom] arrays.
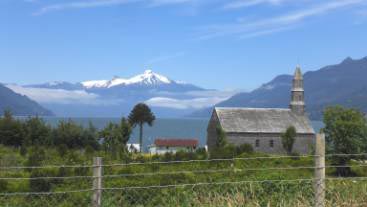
[[210, 125, 236, 159], [82, 122, 100, 150], [281, 126, 296, 155], [323, 106, 367, 176], [53, 120, 87, 149], [215, 125, 227, 148], [128, 103, 155, 153], [100, 118, 131, 158], [0, 110, 24, 147], [23, 116, 52, 146]]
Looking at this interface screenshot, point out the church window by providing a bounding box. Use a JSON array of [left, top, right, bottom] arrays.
[[270, 140, 274, 148], [255, 140, 260, 147]]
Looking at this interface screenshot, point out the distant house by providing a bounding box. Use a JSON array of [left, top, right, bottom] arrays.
[[127, 143, 140, 153], [149, 138, 199, 154], [207, 67, 315, 154]]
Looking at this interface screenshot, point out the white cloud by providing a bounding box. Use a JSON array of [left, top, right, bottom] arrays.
[[144, 89, 239, 109], [32, 0, 198, 15], [183, 90, 240, 98], [145, 96, 227, 109], [149, 0, 196, 7], [239, 25, 295, 39], [6, 84, 123, 105], [223, 0, 286, 10], [199, 0, 366, 39], [33, 0, 140, 15]]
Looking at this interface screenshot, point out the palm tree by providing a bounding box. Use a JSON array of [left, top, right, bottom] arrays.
[[128, 103, 155, 153]]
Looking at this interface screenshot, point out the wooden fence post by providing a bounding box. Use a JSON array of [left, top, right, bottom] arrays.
[[314, 133, 325, 207], [92, 157, 103, 207]]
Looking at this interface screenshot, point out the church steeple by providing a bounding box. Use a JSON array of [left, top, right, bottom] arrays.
[[290, 66, 305, 116]]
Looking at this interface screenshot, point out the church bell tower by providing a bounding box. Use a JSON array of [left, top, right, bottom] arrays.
[[290, 66, 305, 116]]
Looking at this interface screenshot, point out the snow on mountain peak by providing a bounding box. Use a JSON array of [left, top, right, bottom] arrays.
[[82, 80, 109, 89], [144, 69, 153, 74], [81, 70, 172, 89]]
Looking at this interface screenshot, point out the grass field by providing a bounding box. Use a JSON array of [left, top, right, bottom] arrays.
[[1, 146, 367, 207]]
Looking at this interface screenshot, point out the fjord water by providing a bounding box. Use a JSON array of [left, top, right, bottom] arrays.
[[43, 117, 324, 149]]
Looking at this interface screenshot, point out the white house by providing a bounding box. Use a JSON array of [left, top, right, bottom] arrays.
[[149, 138, 198, 155], [127, 143, 140, 153]]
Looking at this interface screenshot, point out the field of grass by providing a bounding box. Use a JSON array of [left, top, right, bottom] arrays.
[[1, 145, 367, 207]]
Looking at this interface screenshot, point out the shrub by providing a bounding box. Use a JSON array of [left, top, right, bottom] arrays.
[[29, 170, 52, 192], [281, 126, 296, 155], [0, 110, 24, 147], [57, 144, 68, 157], [0, 180, 8, 192], [163, 152, 174, 161], [20, 145, 27, 157], [195, 148, 208, 160], [26, 147, 46, 170], [235, 143, 254, 155], [210, 145, 236, 159], [323, 106, 367, 176]]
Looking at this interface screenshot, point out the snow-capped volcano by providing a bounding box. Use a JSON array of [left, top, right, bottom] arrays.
[[24, 69, 203, 93], [13, 69, 233, 118], [82, 70, 173, 89]]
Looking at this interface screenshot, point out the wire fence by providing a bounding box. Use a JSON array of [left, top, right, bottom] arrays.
[[1, 137, 367, 206]]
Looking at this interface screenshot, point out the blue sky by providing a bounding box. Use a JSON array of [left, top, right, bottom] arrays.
[[1, 0, 367, 90]]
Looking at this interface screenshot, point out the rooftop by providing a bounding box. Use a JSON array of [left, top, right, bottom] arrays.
[[214, 107, 315, 134], [154, 139, 199, 147]]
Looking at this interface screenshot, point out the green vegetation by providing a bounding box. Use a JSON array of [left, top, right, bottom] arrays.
[[323, 105, 367, 176], [1, 105, 367, 206], [128, 103, 156, 153], [210, 125, 254, 159], [1, 144, 367, 207], [281, 126, 296, 155]]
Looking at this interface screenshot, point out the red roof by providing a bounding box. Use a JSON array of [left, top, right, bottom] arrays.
[[154, 139, 198, 147]]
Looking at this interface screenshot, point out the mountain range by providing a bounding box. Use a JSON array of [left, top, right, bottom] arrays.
[[26, 70, 203, 93], [191, 56, 367, 120], [0, 84, 53, 116], [7, 70, 231, 117], [3, 56, 367, 119]]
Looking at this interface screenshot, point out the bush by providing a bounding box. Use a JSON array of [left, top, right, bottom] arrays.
[[0, 110, 24, 147], [57, 144, 68, 157], [0, 180, 8, 192], [174, 151, 195, 161], [20, 145, 27, 157], [281, 126, 296, 155], [235, 143, 254, 155], [163, 152, 174, 161], [290, 152, 300, 160], [210, 145, 236, 159], [26, 147, 46, 170], [195, 148, 208, 160], [29, 170, 52, 192]]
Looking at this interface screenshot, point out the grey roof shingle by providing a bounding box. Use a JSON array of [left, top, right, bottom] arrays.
[[215, 107, 315, 134]]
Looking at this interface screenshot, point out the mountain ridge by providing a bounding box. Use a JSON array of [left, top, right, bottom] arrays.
[[191, 56, 367, 120], [0, 84, 53, 116], [12, 70, 223, 118], [26, 70, 204, 92]]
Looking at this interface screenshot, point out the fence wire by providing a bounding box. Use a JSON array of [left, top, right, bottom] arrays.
[[1, 154, 367, 207]]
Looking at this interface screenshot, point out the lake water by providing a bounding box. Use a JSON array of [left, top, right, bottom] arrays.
[[42, 117, 324, 149]]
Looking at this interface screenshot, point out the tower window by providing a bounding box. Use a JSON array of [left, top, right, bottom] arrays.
[[270, 140, 274, 148], [255, 140, 260, 147]]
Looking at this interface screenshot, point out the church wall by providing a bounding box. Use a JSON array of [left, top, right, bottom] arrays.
[[226, 132, 315, 154], [206, 111, 220, 151]]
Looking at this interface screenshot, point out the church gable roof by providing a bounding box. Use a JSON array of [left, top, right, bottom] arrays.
[[214, 107, 315, 134]]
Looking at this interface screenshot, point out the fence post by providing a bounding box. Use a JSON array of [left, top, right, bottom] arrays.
[[92, 157, 103, 207], [314, 133, 325, 207]]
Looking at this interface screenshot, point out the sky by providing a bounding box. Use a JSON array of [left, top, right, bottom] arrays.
[[1, 0, 367, 91]]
